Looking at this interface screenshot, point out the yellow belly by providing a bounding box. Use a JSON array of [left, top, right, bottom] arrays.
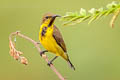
[[39, 26, 64, 56], [39, 24, 68, 60], [40, 35, 64, 56]]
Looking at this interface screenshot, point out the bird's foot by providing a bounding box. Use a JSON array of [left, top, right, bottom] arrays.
[[36, 42, 40, 44], [40, 50, 48, 57], [40, 51, 44, 56], [47, 61, 53, 66]]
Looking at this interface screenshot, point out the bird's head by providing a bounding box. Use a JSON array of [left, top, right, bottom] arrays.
[[41, 13, 61, 26]]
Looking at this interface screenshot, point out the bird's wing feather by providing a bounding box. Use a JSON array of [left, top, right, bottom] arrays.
[[53, 25, 67, 53]]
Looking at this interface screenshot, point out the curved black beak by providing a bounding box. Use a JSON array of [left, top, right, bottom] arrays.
[[48, 14, 61, 27], [53, 15, 61, 18]]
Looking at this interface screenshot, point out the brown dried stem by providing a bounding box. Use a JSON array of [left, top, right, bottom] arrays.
[[110, 8, 120, 28], [9, 31, 65, 80]]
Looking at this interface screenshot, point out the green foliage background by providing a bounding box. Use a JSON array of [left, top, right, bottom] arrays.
[[0, 0, 120, 80]]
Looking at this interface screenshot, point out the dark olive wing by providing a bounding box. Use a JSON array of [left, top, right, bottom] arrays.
[[53, 25, 67, 53]]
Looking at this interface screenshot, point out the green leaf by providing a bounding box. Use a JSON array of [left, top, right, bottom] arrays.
[[77, 15, 91, 23], [63, 16, 84, 25], [88, 13, 100, 24], [96, 10, 107, 19], [105, 8, 115, 16], [61, 1, 120, 26], [98, 7, 104, 12], [88, 8, 97, 14], [80, 8, 86, 16]]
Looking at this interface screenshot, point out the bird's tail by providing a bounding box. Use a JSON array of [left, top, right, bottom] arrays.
[[67, 59, 75, 70], [61, 53, 75, 70]]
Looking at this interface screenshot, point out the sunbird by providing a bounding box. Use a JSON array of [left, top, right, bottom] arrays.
[[39, 13, 75, 70]]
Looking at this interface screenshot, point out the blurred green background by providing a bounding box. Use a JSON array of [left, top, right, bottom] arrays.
[[0, 0, 120, 80]]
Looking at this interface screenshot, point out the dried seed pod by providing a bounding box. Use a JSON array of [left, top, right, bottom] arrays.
[[17, 51, 23, 55], [13, 52, 20, 60], [20, 57, 28, 65], [10, 50, 14, 56], [9, 40, 28, 65]]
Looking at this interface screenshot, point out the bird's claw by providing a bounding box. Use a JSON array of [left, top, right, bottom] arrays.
[[47, 61, 53, 66], [36, 42, 40, 44], [40, 51, 45, 56], [40, 50, 48, 57]]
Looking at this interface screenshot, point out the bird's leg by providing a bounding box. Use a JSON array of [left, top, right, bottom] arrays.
[[40, 50, 48, 56], [36, 42, 40, 44], [47, 56, 58, 66]]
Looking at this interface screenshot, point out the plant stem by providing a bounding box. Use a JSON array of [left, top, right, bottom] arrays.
[[9, 31, 65, 80], [110, 8, 120, 28]]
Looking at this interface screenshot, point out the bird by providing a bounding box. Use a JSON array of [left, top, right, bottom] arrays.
[[39, 13, 75, 70]]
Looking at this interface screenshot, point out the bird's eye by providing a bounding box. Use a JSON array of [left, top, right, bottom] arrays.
[[45, 16, 49, 19]]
